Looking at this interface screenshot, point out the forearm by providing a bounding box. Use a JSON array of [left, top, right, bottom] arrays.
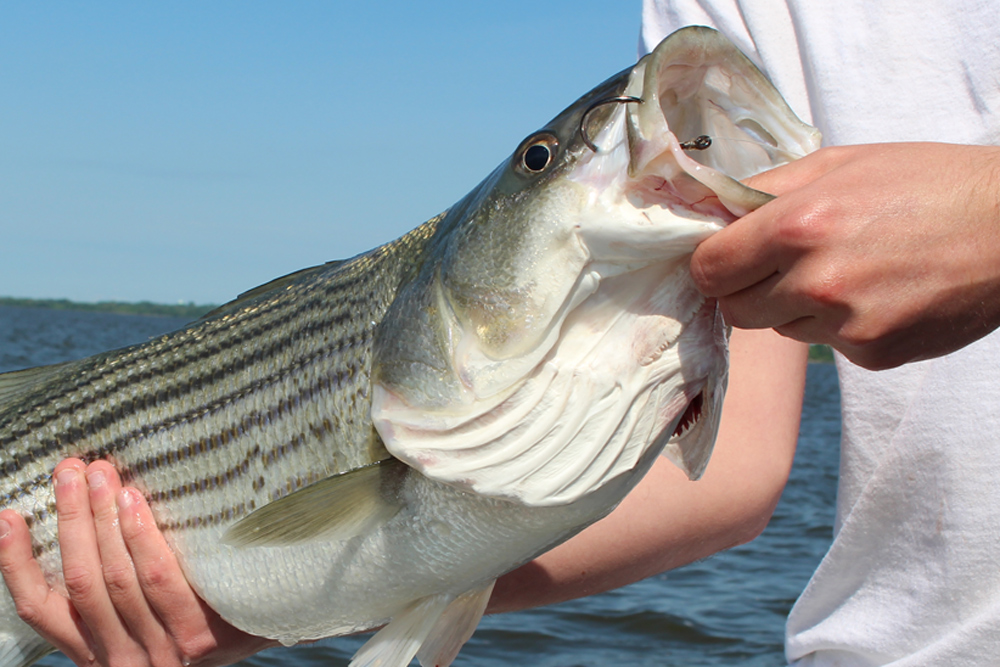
[[488, 328, 808, 613]]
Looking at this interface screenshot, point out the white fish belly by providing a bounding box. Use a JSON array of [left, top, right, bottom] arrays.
[[175, 470, 629, 644]]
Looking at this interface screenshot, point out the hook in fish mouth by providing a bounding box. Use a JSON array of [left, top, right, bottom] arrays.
[[679, 135, 712, 150], [579, 95, 713, 154], [579, 95, 643, 152]]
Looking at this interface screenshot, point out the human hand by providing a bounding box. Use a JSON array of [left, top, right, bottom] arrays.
[[691, 142, 1000, 369], [0, 459, 276, 667]]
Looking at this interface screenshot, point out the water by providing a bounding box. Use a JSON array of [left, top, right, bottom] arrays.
[[0, 305, 841, 667]]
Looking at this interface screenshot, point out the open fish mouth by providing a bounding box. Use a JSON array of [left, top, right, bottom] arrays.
[[574, 26, 820, 237], [559, 31, 820, 366]]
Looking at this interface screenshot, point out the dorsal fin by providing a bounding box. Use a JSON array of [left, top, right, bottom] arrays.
[[0, 362, 72, 404], [197, 260, 346, 322]]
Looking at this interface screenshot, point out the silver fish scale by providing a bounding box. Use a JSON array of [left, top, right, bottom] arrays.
[[0, 219, 440, 587]]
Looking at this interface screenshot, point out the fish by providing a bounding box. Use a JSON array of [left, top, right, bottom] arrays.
[[0, 26, 820, 667]]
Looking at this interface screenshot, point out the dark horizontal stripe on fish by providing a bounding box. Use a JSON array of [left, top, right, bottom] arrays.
[[0, 308, 373, 478], [157, 464, 332, 533], [159, 499, 259, 533], [0, 295, 366, 452], [31, 540, 46, 560], [115, 354, 361, 475], [0, 354, 366, 509], [1, 269, 305, 418], [97, 350, 367, 470], [25, 425, 336, 556], [144, 445, 261, 503], [0, 266, 378, 453], [15, 429, 317, 547], [20, 502, 56, 559], [134, 412, 338, 503], [31, 496, 265, 559]]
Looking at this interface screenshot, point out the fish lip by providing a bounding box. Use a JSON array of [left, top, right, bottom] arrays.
[[614, 26, 818, 218]]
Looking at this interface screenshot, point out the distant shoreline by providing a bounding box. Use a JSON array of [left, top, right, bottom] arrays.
[[0, 296, 216, 320], [0, 296, 836, 363], [808, 344, 834, 364]]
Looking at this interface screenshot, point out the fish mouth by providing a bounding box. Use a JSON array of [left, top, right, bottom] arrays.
[[671, 390, 703, 438], [654, 291, 730, 481], [581, 26, 820, 225]]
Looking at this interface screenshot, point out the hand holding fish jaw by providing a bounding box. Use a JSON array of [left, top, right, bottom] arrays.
[[0, 459, 275, 667], [690, 142, 1000, 370]]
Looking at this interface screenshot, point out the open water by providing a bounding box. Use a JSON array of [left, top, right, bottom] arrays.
[[0, 305, 841, 667]]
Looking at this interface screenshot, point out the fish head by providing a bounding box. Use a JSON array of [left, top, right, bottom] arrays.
[[372, 26, 819, 506]]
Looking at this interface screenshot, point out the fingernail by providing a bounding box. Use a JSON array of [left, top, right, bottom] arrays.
[[55, 467, 79, 487], [87, 470, 106, 488], [117, 488, 136, 509], [0, 519, 10, 540]]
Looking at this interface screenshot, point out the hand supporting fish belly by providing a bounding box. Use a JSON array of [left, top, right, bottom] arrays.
[[0, 26, 819, 667]]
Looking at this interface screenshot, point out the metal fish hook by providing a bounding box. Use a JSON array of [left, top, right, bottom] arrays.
[[680, 135, 712, 151], [579, 95, 643, 152]]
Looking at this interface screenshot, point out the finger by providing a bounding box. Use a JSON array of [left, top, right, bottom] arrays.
[[53, 460, 138, 661], [742, 146, 853, 195], [715, 270, 846, 337], [116, 488, 218, 661], [117, 489, 279, 665], [774, 317, 908, 371], [0, 508, 97, 664], [86, 462, 175, 658], [693, 146, 860, 298], [715, 272, 790, 329], [691, 207, 783, 297]]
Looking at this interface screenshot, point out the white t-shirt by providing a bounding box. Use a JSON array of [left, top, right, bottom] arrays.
[[641, 2, 1000, 665]]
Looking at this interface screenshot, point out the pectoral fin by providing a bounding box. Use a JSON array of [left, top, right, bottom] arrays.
[[221, 458, 406, 547]]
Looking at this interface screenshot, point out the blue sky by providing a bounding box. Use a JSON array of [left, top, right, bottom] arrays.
[[1, 3, 643, 305]]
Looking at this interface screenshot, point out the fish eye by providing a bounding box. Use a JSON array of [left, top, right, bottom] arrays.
[[524, 144, 551, 171], [515, 133, 559, 174]]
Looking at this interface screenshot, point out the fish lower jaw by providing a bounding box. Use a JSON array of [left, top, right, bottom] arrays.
[[574, 199, 723, 270], [627, 171, 737, 224]]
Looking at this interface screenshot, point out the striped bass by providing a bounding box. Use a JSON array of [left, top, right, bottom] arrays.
[[0, 27, 820, 667]]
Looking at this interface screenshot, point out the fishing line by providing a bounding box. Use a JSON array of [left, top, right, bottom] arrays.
[[684, 135, 810, 160]]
